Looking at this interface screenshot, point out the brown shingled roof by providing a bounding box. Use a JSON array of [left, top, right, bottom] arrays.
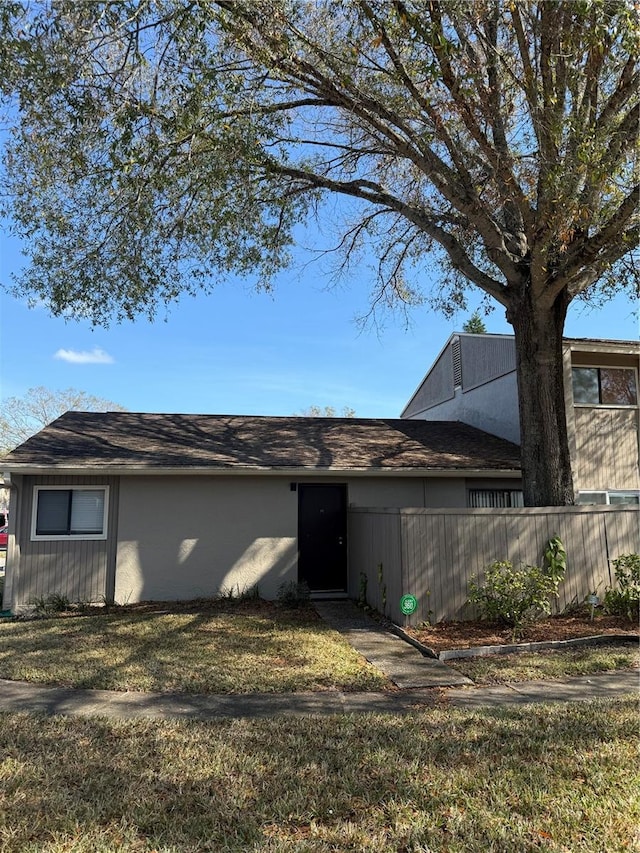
[[1, 411, 521, 472]]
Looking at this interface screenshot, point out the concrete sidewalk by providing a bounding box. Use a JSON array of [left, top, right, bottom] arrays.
[[0, 671, 636, 721]]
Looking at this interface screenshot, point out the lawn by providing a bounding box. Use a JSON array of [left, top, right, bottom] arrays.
[[0, 698, 638, 852], [0, 600, 636, 693], [449, 642, 639, 685], [0, 601, 389, 693]]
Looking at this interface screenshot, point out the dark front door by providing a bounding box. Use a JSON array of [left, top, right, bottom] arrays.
[[298, 483, 347, 592]]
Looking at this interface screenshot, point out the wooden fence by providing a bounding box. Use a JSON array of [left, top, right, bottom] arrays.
[[347, 505, 639, 625]]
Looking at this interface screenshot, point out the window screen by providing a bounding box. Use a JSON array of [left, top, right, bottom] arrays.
[[576, 491, 608, 505], [608, 491, 640, 505], [600, 369, 637, 405], [69, 490, 105, 534]]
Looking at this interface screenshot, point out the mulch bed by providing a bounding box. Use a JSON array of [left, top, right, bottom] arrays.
[[405, 614, 639, 654]]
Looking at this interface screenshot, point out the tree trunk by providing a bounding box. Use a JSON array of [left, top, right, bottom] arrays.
[[508, 290, 575, 506]]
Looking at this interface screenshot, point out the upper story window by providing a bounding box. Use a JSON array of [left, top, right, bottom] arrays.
[[572, 367, 637, 406], [31, 486, 109, 540], [577, 490, 639, 506]]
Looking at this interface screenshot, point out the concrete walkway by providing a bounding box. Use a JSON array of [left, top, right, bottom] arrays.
[[0, 671, 636, 721], [0, 600, 635, 720], [313, 600, 472, 689]]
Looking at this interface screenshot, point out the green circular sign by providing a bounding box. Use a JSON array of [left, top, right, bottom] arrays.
[[400, 594, 418, 615]]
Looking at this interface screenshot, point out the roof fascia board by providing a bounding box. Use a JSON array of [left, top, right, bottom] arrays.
[[563, 339, 639, 355], [2, 465, 521, 478]]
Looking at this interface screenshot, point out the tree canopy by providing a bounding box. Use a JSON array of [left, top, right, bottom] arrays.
[[462, 312, 488, 334], [0, 387, 126, 454], [0, 1, 637, 504], [298, 406, 357, 417]]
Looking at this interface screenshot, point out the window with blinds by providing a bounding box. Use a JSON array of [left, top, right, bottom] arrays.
[[32, 487, 108, 539], [468, 489, 524, 508]]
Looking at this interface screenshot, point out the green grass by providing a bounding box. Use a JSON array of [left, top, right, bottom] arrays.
[[450, 642, 639, 685], [0, 698, 638, 852], [0, 603, 389, 693]]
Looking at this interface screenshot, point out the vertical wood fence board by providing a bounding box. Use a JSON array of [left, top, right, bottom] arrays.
[[348, 506, 639, 624], [434, 514, 451, 622], [429, 514, 446, 622]]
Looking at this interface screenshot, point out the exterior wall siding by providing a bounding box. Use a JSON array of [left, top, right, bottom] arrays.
[[565, 344, 640, 493], [406, 374, 521, 444], [348, 505, 639, 625], [6, 474, 119, 612], [402, 344, 455, 417], [460, 334, 516, 390], [573, 408, 640, 491]]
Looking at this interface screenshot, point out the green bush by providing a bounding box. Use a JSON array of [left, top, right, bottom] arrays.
[[544, 535, 568, 581], [603, 554, 640, 621], [469, 541, 567, 639]]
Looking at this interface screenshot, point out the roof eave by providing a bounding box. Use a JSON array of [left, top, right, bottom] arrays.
[[1, 464, 521, 480], [563, 338, 640, 356]]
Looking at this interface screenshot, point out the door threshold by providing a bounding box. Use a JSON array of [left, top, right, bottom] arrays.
[[309, 591, 349, 600]]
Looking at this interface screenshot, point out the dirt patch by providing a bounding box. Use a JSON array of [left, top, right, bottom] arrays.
[[405, 614, 639, 654]]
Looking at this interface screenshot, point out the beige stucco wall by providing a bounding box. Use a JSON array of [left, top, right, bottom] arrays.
[[115, 475, 299, 603], [342, 477, 427, 507]]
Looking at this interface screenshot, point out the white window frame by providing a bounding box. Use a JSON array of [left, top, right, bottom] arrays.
[[577, 490, 640, 506], [31, 485, 109, 541], [571, 364, 638, 408]]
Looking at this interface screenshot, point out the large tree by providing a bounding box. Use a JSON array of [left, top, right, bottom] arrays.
[[0, 387, 126, 454], [0, 1, 637, 504]]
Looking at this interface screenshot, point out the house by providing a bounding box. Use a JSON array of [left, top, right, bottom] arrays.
[[2, 334, 636, 615], [0, 412, 521, 612], [401, 334, 640, 507]]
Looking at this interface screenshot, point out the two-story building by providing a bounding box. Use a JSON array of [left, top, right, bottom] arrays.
[[1, 334, 637, 612], [401, 334, 640, 507]]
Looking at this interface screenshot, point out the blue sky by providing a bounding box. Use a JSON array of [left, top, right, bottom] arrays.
[[0, 224, 637, 419]]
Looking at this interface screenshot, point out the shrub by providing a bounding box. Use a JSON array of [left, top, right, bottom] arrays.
[[217, 584, 260, 602], [543, 535, 568, 584], [469, 543, 567, 639], [30, 593, 72, 616], [603, 554, 640, 621], [277, 580, 311, 608]]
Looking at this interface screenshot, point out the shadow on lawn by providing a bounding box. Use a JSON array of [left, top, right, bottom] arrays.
[[0, 603, 367, 694], [0, 698, 636, 852]]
